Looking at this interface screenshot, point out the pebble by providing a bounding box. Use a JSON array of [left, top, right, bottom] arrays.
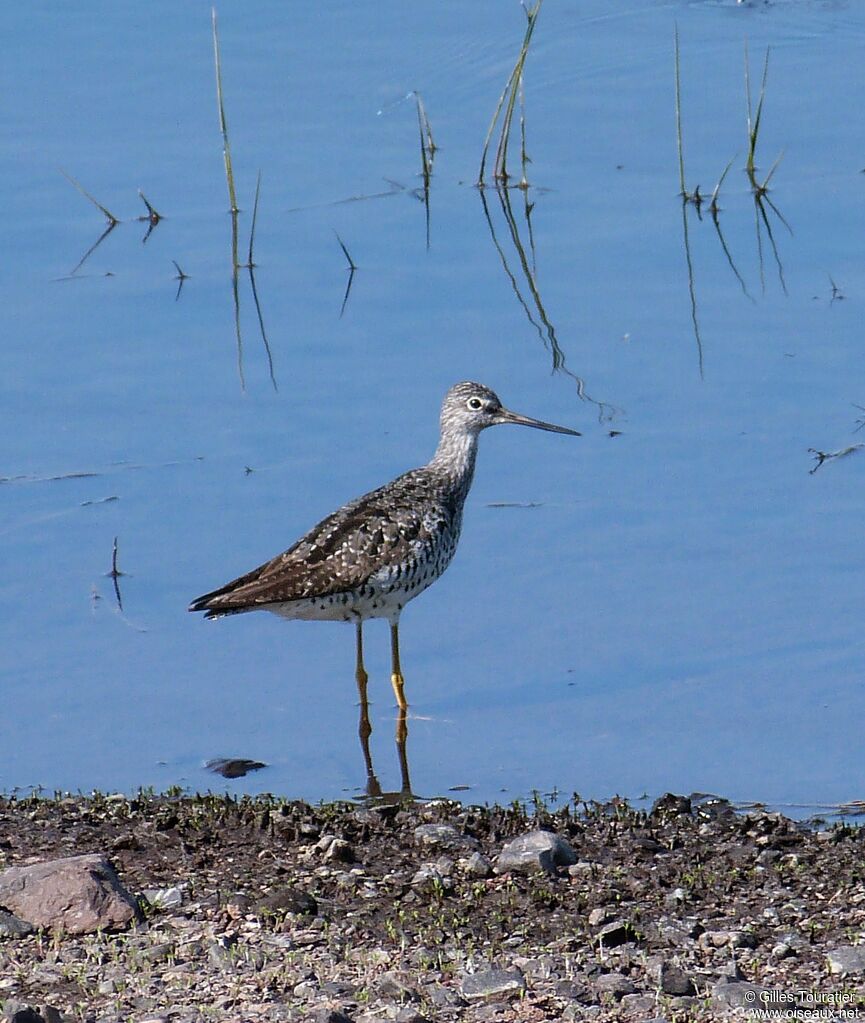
[[712, 978, 772, 1009], [255, 885, 318, 916], [374, 970, 421, 1002], [143, 884, 185, 910], [827, 945, 865, 975], [658, 961, 695, 996], [619, 993, 657, 1013], [413, 823, 480, 852], [594, 919, 637, 948], [463, 851, 493, 877], [394, 1009, 431, 1023], [593, 971, 636, 1001], [324, 838, 355, 863], [588, 907, 612, 927], [699, 928, 757, 949], [496, 830, 578, 874], [460, 968, 526, 1002], [0, 909, 34, 938]]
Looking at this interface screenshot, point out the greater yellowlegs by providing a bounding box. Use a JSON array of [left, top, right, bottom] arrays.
[[189, 382, 580, 715]]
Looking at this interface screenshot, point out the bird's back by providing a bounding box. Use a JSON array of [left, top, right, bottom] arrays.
[[189, 464, 465, 618]]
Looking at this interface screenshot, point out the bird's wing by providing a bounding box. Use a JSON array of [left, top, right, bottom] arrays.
[[189, 474, 447, 613]]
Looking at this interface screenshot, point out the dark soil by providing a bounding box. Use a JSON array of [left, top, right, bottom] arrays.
[[1, 792, 864, 1022]]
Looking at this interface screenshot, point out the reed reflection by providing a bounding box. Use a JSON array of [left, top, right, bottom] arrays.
[[479, 184, 617, 422]]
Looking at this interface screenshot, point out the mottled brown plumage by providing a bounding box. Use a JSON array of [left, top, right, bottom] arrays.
[[189, 382, 579, 709]]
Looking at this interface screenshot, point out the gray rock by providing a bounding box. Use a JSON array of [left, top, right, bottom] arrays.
[[595, 919, 637, 947], [587, 907, 612, 927], [255, 885, 317, 917], [620, 994, 658, 1014], [827, 946, 865, 975], [139, 941, 174, 964], [323, 838, 355, 863], [143, 885, 184, 910], [496, 830, 577, 874], [0, 854, 138, 935], [413, 823, 479, 852], [207, 941, 237, 971], [700, 928, 756, 950], [375, 970, 421, 1002], [461, 968, 526, 1002], [464, 852, 493, 878], [411, 863, 451, 887], [395, 1010, 431, 1023], [712, 979, 772, 1010], [554, 978, 593, 1003], [659, 962, 695, 996], [593, 972, 636, 1001], [427, 984, 468, 1008], [0, 908, 35, 938]]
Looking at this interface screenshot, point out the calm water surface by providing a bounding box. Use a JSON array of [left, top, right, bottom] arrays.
[[3, 1, 864, 814]]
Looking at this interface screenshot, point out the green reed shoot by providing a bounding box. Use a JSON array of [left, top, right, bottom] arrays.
[[478, 0, 543, 187], [413, 92, 436, 183], [517, 74, 531, 189], [137, 190, 162, 225], [709, 153, 737, 214], [745, 43, 770, 188], [61, 170, 119, 225], [212, 8, 238, 214], [674, 27, 688, 199]]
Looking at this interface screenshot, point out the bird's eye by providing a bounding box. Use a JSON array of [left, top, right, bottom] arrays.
[[467, 397, 483, 411]]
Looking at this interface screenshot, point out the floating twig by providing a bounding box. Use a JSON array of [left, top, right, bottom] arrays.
[[808, 444, 864, 474]]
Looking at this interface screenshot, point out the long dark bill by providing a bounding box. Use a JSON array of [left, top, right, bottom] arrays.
[[497, 407, 581, 436]]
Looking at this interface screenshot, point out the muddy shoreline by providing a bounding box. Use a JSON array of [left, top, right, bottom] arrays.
[[1, 792, 863, 1022]]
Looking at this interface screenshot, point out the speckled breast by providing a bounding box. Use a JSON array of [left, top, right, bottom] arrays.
[[267, 520, 462, 624]]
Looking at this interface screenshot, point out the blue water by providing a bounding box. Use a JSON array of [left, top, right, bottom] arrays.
[[3, 1, 864, 813]]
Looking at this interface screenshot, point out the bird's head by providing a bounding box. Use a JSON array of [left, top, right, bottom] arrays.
[[441, 381, 581, 438]]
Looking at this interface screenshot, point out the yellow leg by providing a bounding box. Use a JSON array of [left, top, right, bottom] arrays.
[[390, 621, 408, 711]]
